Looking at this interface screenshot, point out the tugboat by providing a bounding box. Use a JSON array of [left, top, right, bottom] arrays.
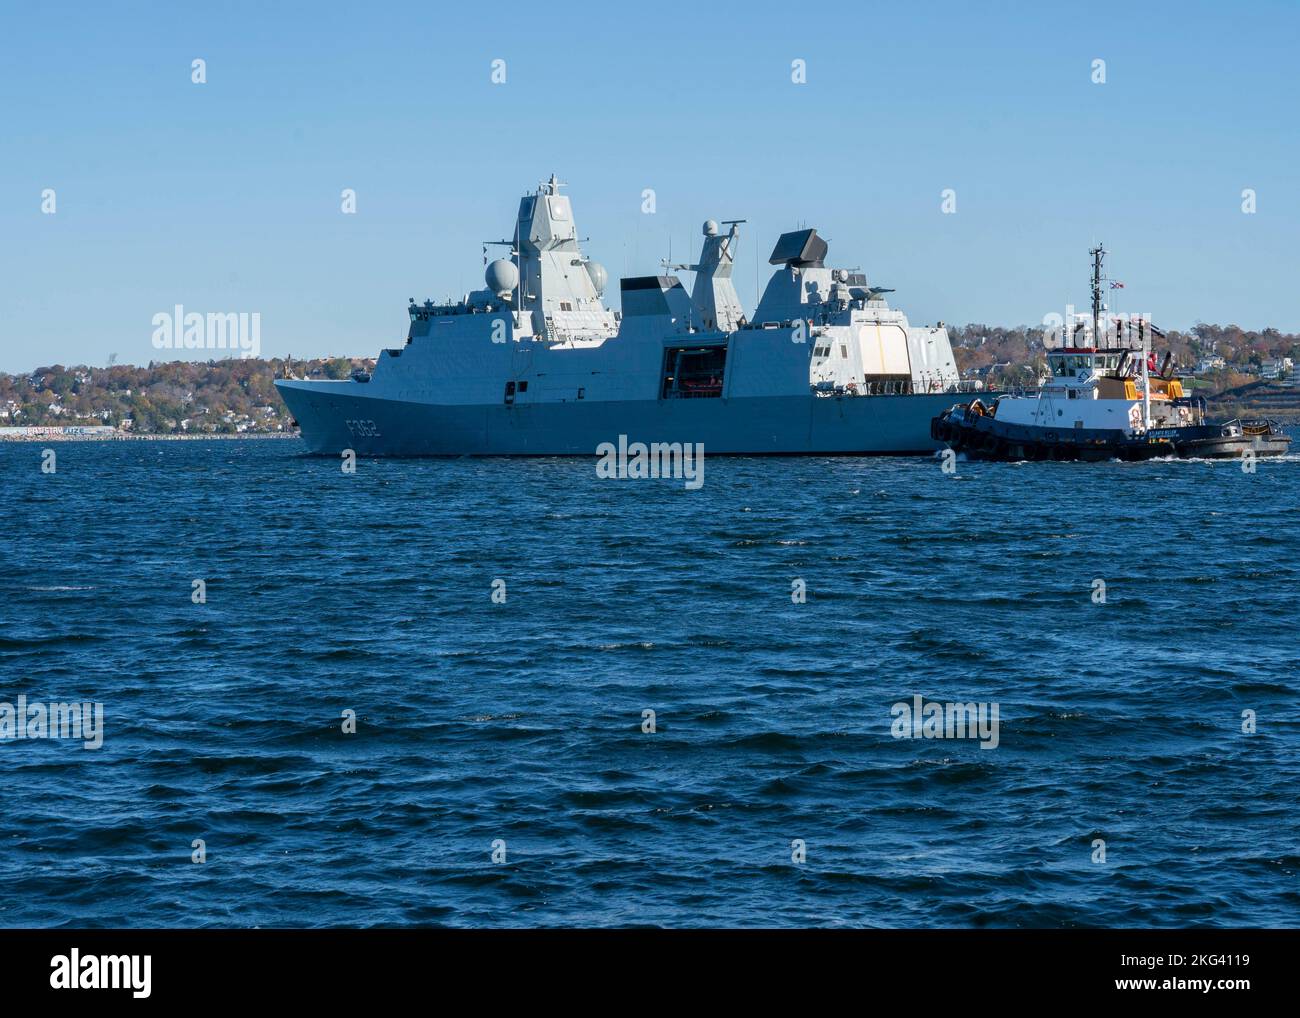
[[931, 245, 1291, 462]]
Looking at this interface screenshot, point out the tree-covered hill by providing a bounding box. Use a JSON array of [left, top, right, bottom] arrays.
[[0, 357, 373, 433], [948, 322, 1300, 392]]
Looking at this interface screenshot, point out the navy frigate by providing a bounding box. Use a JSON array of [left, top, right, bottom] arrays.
[[276, 176, 979, 455]]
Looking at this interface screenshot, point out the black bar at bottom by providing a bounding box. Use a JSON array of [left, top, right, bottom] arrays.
[[0, 928, 1290, 1004]]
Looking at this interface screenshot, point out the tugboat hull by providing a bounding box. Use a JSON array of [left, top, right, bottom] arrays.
[[932, 405, 1291, 462], [931, 407, 1171, 461]]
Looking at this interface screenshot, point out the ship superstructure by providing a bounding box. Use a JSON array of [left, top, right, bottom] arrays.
[[276, 176, 977, 456]]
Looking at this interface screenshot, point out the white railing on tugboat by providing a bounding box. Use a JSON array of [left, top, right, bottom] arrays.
[[809, 377, 985, 397]]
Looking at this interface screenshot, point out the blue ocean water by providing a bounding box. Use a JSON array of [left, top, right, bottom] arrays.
[[1, 439, 1297, 928]]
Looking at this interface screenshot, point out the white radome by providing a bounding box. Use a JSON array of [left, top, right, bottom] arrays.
[[584, 260, 607, 296], [485, 258, 519, 299]]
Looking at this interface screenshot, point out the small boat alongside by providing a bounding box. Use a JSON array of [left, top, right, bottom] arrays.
[[931, 245, 1291, 462]]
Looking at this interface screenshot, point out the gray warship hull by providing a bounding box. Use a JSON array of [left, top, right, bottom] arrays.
[[279, 382, 961, 456], [277, 177, 980, 459]]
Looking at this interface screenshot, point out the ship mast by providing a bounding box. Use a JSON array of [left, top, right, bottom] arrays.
[[1089, 243, 1104, 348], [1140, 317, 1151, 429]]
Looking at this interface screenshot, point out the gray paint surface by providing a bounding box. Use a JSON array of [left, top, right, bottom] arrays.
[[277, 178, 973, 456]]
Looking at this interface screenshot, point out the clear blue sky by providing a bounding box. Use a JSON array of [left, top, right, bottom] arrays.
[[2, 0, 1297, 372]]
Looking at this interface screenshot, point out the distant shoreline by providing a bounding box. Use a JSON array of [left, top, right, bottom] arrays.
[[0, 430, 301, 443]]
